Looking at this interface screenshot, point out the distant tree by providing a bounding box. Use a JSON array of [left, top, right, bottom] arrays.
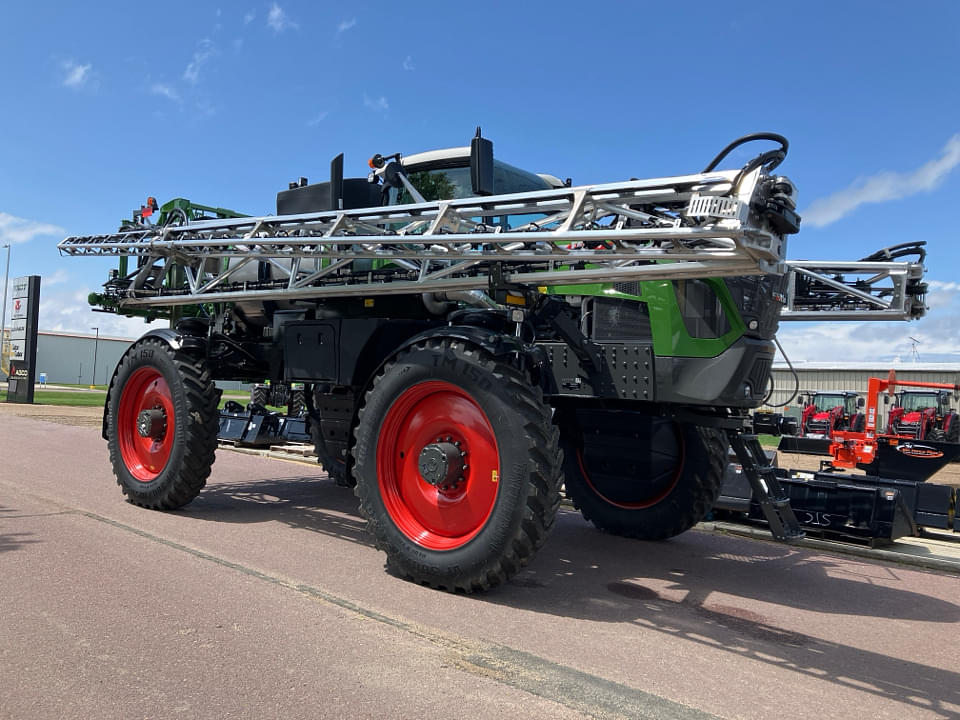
[[399, 171, 456, 203]]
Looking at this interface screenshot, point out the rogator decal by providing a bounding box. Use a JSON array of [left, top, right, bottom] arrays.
[[896, 443, 944, 459]]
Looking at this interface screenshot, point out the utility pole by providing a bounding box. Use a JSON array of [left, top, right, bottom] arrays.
[[90, 327, 100, 388], [1, 243, 10, 378]]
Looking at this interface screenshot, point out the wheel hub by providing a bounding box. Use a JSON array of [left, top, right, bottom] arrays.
[[418, 440, 465, 490], [137, 407, 167, 440]]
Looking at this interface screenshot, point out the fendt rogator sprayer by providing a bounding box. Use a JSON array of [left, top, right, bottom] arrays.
[[59, 131, 928, 591]]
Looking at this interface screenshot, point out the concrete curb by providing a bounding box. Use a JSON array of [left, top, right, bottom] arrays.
[[699, 521, 960, 575]]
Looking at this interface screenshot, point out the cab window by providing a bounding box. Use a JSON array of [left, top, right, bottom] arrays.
[[394, 160, 551, 205], [673, 279, 731, 339]]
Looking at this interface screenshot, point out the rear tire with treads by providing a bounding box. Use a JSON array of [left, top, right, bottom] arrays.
[[560, 408, 726, 540]]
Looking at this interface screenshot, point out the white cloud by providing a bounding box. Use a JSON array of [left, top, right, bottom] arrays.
[[402, 55, 414, 71], [337, 18, 356, 33], [244, 10, 256, 24], [363, 93, 389, 113], [62, 60, 92, 89], [804, 134, 960, 227], [183, 39, 216, 85], [267, 3, 297, 32], [307, 111, 329, 127], [43, 269, 70, 287], [150, 83, 181, 102], [0, 212, 65, 245]]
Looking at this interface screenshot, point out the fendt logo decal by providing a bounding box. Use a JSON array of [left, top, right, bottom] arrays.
[[896, 443, 944, 459]]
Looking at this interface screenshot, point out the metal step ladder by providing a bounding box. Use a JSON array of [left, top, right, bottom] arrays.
[[726, 431, 805, 542]]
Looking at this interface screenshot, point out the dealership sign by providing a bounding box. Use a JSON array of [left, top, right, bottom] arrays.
[[6, 275, 40, 404]]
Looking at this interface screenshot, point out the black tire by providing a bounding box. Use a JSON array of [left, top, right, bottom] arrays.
[[851, 413, 866, 433], [353, 338, 562, 592], [945, 413, 960, 443], [288, 389, 306, 418], [250, 384, 270, 408], [311, 421, 352, 487], [107, 338, 219, 509], [560, 409, 726, 540]]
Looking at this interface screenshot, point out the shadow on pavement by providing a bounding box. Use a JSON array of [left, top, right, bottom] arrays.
[[0, 504, 41, 554], [481, 511, 960, 716], [169, 472, 960, 715], [183, 474, 373, 548]]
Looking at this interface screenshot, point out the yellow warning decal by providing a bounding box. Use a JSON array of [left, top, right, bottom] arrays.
[[363, 298, 375, 308], [491, 470, 499, 483]]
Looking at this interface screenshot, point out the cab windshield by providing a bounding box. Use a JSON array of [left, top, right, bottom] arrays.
[[394, 160, 552, 205], [812, 395, 846, 412], [900, 393, 939, 412]]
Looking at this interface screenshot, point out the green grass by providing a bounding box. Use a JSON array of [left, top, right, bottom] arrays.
[[21, 390, 108, 407], [1, 387, 253, 409], [758, 434, 780, 448], [43, 382, 109, 391]]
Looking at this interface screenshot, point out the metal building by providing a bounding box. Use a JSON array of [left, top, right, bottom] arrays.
[[30, 330, 246, 390], [34, 331, 133, 386], [764, 361, 960, 411]]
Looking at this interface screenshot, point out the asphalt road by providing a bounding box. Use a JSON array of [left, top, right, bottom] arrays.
[[2, 413, 960, 719]]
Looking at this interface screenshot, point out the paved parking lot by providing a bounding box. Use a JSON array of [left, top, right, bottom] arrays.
[[2, 407, 960, 719]]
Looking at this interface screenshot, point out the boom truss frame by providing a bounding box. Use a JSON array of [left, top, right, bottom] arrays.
[[58, 167, 926, 321]]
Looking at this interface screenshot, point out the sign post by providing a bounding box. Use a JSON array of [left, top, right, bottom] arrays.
[[6, 275, 40, 403]]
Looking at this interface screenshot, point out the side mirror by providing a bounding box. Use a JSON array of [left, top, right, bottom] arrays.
[[883, 395, 890, 405], [329, 153, 344, 211], [857, 397, 865, 408], [470, 127, 494, 196]]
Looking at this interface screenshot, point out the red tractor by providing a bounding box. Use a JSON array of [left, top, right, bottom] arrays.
[[885, 389, 960, 442], [798, 391, 864, 437]]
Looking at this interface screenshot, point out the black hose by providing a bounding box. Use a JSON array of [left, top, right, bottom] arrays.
[[859, 241, 927, 264], [764, 336, 800, 408], [702, 132, 789, 173]]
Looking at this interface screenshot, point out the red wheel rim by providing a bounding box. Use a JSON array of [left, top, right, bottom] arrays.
[[117, 368, 175, 482], [377, 380, 500, 550], [577, 421, 685, 510]]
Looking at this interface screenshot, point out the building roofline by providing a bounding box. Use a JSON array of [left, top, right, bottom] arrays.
[[37, 330, 135, 343], [773, 361, 960, 371]]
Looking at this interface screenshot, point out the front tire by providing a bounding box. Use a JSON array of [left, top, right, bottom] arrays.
[[107, 338, 219, 509], [560, 409, 726, 540], [353, 338, 562, 592]]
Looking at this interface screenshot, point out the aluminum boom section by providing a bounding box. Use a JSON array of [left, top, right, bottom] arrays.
[[781, 259, 926, 321], [59, 168, 803, 307]]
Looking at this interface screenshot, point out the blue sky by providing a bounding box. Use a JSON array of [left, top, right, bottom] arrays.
[[2, 1, 959, 362]]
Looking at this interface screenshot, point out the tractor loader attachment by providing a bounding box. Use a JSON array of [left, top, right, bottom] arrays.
[[721, 372, 960, 542]]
